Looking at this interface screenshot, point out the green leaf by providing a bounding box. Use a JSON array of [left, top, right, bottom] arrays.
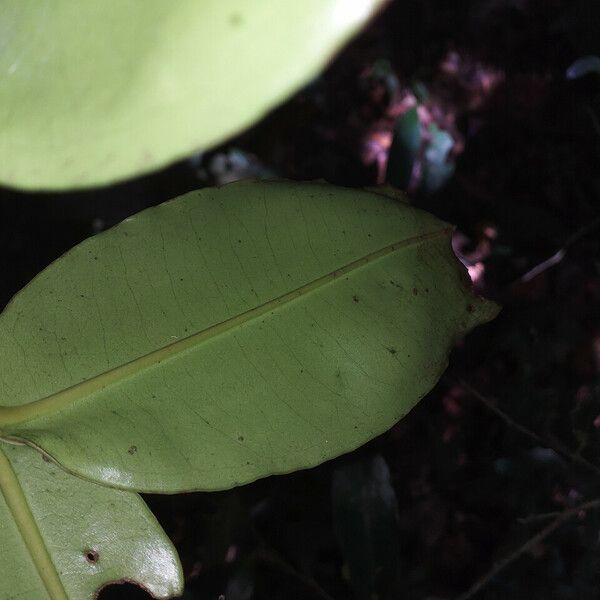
[[0, 180, 499, 493], [0, 442, 183, 600], [0, 0, 386, 191]]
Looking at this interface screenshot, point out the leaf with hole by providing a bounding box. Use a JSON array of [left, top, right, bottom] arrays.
[[0, 442, 182, 600], [0, 180, 499, 494], [0, 0, 386, 190]]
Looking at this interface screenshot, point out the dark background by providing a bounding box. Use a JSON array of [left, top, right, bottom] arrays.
[[2, 1, 600, 598]]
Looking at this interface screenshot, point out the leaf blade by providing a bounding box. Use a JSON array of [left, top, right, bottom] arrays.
[[0, 0, 387, 190], [0, 442, 183, 599], [0, 181, 499, 493], [0, 446, 68, 600]]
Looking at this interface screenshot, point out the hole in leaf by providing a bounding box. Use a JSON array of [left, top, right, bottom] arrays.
[[85, 549, 99, 564], [97, 582, 154, 599]]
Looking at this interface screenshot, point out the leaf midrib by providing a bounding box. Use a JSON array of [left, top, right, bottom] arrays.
[[0, 446, 68, 600], [0, 227, 450, 427]]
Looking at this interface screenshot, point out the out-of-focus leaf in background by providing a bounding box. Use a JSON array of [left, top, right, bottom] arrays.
[[332, 454, 401, 600]]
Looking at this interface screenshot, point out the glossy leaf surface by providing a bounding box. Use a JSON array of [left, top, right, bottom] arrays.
[[0, 181, 499, 493], [0, 0, 386, 190], [0, 442, 182, 599]]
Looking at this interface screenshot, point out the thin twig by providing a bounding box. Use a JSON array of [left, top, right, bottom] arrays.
[[254, 548, 336, 600], [519, 216, 600, 282], [455, 497, 600, 600], [460, 380, 600, 478], [516, 511, 562, 525]]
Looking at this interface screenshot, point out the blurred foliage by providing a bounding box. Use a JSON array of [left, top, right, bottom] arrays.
[[566, 56, 600, 81], [1, 0, 600, 598], [386, 104, 456, 194], [332, 455, 401, 600]]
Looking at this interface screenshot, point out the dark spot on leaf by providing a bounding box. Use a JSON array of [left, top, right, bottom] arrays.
[[42, 454, 51, 463], [84, 549, 99, 564], [467, 304, 475, 313], [141, 150, 153, 164], [352, 295, 359, 303], [425, 287, 430, 293], [127, 445, 137, 455], [229, 13, 243, 25], [238, 436, 244, 442], [412, 288, 418, 295], [387, 347, 397, 355]]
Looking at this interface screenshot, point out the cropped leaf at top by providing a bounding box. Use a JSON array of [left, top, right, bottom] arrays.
[[0, 180, 499, 493], [0, 442, 182, 600], [0, 0, 386, 191]]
